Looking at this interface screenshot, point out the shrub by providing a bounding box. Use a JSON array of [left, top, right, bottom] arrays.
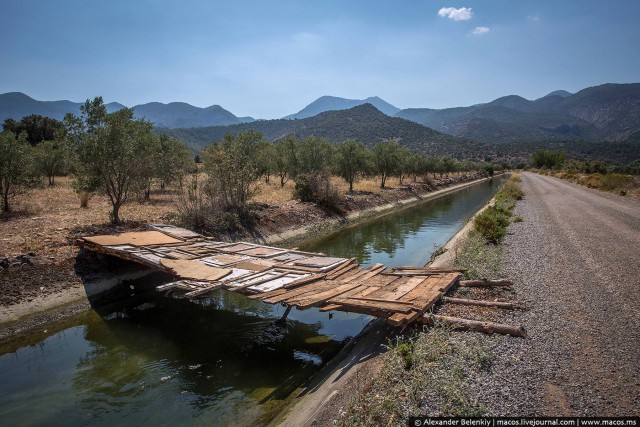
[[294, 172, 342, 209], [473, 207, 509, 244]]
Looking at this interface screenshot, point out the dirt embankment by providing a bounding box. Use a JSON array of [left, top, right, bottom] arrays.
[[0, 173, 490, 333]]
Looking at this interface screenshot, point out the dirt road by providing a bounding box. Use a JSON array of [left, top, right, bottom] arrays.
[[473, 172, 640, 415]]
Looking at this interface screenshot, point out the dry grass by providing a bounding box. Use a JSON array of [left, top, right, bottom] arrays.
[[0, 176, 179, 260], [252, 175, 434, 205]]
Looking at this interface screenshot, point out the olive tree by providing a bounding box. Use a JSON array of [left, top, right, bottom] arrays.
[[74, 105, 154, 224], [202, 130, 263, 213], [335, 139, 371, 192], [32, 130, 73, 186], [372, 140, 399, 188], [0, 131, 35, 212]]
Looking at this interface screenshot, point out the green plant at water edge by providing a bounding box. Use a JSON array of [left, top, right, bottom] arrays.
[[341, 326, 487, 426], [473, 174, 524, 244], [473, 207, 509, 244], [453, 232, 503, 280]]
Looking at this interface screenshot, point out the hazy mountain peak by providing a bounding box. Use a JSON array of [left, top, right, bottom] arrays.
[[542, 90, 572, 99], [284, 95, 400, 119]]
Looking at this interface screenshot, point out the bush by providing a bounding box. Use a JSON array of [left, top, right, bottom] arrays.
[[294, 172, 342, 208], [473, 207, 509, 244]]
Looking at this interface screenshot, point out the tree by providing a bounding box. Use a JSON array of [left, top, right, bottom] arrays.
[[372, 140, 399, 188], [33, 139, 72, 186], [256, 139, 276, 183], [396, 146, 412, 185], [73, 103, 154, 224], [532, 150, 566, 169], [273, 136, 298, 187], [0, 131, 35, 212], [2, 115, 65, 146], [202, 130, 262, 213], [335, 139, 371, 191], [297, 135, 335, 175], [154, 134, 192, 190]]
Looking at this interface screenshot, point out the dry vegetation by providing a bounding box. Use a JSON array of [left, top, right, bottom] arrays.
[[1, 177, 178, 262], [542, 171, 640, 197]]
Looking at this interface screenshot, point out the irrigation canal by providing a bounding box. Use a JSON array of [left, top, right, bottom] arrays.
[[0, 176, 507, 426]]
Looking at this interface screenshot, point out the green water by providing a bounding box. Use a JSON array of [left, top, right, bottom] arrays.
[[0, 176, 506, 426]]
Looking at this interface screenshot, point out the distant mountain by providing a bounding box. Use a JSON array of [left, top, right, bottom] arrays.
[[159, 103, 485, 158], [130, 102, 251, 128], [0, 92, 252, 128], [394, 83, 640, 143], [284, 96, 400, 119], [542, 90, 572, 98]]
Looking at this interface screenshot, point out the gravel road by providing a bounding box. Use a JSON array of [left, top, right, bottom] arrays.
[[469, 172, 640, 416]]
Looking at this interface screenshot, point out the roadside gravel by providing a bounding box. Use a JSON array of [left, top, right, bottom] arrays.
[[466, 172, 640, 416]]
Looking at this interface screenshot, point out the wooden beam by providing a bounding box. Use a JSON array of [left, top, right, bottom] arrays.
[[458, 279, 513, 287], [422, 315, 527, 338], [442, 297, 516, 310]]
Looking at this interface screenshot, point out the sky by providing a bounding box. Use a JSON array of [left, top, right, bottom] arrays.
[[1, 0, 639, 119]]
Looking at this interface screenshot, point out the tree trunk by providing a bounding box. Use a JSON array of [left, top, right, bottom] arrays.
[[349, 177, 353, 192], [380, 174, 386, 189], [422, 314, 527, 337], [459, 279, 513, 287], [442, 297, 516, 310], [112, 203, 121, 225]]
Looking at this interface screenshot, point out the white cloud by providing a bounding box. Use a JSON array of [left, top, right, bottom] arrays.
[[472, 26, 490, 35], [438, 7, 473, 21]]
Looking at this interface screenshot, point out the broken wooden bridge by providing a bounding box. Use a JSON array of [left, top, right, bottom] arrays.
[[77, 224, 525, 336]]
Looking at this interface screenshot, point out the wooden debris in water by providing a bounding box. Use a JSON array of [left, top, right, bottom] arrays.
[[77, 225, 521, 333]]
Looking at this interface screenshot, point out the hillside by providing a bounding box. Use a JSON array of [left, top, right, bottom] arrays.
[[284, 96, 400, 119], [394, 83, 640, 143], [158, 103, 486, 158], [0, 92, 253, 128]]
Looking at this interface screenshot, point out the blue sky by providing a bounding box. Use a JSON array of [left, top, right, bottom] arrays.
[[1, 0, 639, 119]]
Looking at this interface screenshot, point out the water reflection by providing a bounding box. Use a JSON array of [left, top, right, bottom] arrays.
[[301, 177, 507, 268]]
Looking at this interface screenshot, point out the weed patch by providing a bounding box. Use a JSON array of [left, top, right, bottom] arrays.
[[342, 326, 488, 425]]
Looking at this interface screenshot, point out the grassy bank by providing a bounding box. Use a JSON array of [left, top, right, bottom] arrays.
[[338, 175, 524, 425]]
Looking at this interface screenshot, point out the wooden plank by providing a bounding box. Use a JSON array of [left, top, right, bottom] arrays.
[[329, 297, 414, 313], [324, 258, 358, 279], [294, 256, 345, 268], [343, 263, 386, 283], [365, 276, 424, 301], [294, 282, 366, 309], [184, 283, 226, 298], [266, 283, 339, 304], [160, 258, 232, 281], [82, 231, 183, 247], [398, 276, 441, 302], [283, 273, 327, 289], [342, 296, 415, 305]]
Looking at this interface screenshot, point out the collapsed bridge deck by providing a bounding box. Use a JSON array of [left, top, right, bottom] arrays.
[[77, 224, 524, 334]]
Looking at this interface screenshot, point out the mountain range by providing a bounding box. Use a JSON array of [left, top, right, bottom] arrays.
[[1, 83, 639, 163], [158, 103, 486, 158], [394, 84, 640, 143], [0, 92, 255, 128]]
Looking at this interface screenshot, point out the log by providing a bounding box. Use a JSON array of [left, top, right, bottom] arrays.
[[442, 297, 516, 310], [458, 279, 513, 288], [422, 314, 527, 338]]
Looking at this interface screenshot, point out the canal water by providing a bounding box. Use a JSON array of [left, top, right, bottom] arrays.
[[0, 176, 506, 426]]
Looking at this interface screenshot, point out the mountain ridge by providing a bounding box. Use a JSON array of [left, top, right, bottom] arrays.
[[0, 92, 254, 128]]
